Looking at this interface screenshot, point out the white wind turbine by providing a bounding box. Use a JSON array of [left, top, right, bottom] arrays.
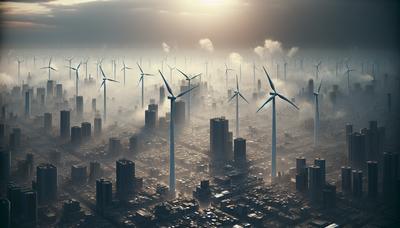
[[69, 62, 81, 97], [257, 66, 299, 178], [159, 70, 198, 195], [121, 61, 132, 86], [83, 58, 89, 79], [177, 69, 201, 121], [314, 61, 322, 80], [41, 57, 57, 80], [313, 81, 322, 147], [100, 65, 119, 121], [228, 75, 249, 138], [344, 63, 355, 94], [95, 58, 103, 79], [16, 58, 24, 83], [225, 63, 234, 89], [167, 64, 175, 82], [65, 57, 73, 80], [137, 63, 153, 109]]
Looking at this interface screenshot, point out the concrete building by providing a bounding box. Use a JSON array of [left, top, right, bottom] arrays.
[[94, 117, 102, 136], [36, 163, 57, 204], [210, 117, 231, 167], [43, 113, 52, 132], [367, 161, 378, 198], [71, 126, 82, 145], [233, 138, 246, 167], [81, 122, 91, 140], [116, 159, 135, 199], [60, 110, 70, 138], [96, 179, 112, 213], [76, 96, 83, 117]]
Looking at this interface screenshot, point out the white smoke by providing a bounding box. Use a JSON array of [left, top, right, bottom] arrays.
[[199, 38, 214, 52], [287, 47, 299, 58], [254, 46, 264, 58], [253, 39, 283, 57], [228, 52, 243, 65], [162, 42, 170, 53], [0, 72, 15, 85]]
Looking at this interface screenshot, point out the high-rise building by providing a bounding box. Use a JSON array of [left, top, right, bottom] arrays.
[[193, 180, 211, 204], [24, 91, 30, 118], [129, 135, 138, 153], [368, 121, 379, 161], [36, 88, 45, 104], [116, 159, 135, 199], [81, 122, 91, 140], [175, 100, 186, 125], [0, 198, 10, 228], [314, 158, 326, 186], [233, 138, 246, 167], [92, 98, 96, 113], [341, 166, 352, 194], [159, 86, 165, 103], [89, 162, 101, 182], [71, 126, 82, 145], [36, 163, 57, 204], [308, 165, 323, 203], [307, 79, 314, 100], [383, 152, 399, 202], [0, 148, 10, 183], [46, 80, 54, 97], [76, 96, 83, 117], [349, 132, 366, 170], [352, 170, 363, 198], [296, 157, 308, 192], [56, 84, 63, 99], [109, 138, 121, 155], [60, 110, 70, 138], [145, 110, 156, 129], [322, 184, 336, 209], [44, 113, 52, 132], [94, 117, 102, 136], [96, 179, 112, 212], [210, 117, 231, 166], [71, 164, 87, 185], [22, 190, 37, 226], [148, 104, 158, 123], [367, 161, 378, 198]]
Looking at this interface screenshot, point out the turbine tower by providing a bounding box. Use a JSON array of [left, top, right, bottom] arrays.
[[65, 57, 73, 80], [137, 63, 153, 109], [224, 64, 234, 89], [16, 58, 24, 83], [228, 75, 249, 138], [257, 66, 299, 178], [69, 62, 81, 97], [177, 69, 201, 121], [100, 66, 119, 121], [41, 57, 57, 80], [167, 64, 175, 82], [83, 58, 89, 79], [95, 58, 103, 79], [159, 70, 198, 195], [314, 61, 322, 80], [344, 64, 355, 94], [121, 61, 132, 86], [313, 81, 322, 147]]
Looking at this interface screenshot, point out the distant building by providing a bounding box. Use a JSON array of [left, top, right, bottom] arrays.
[[129, 135, 138, 153], [109, 137, 121, 155], [81, 122, 91, 140], [56, 84, 63, 99], [383, 152, 399, 202], [0, 198, 10, 228], [96, 179, 112, 213], [76, 96, 83, 117], [352, 170, 363, 198], [314, 158, 326, 186], [60, 110, 70, 138], [159, 86, 165, 103], [193, 180, 211, 204], [89, 162, 101, 182], [233, 138, 246, 167], [341, 166, 352, 194], [116, 159, 135, 199], [348, 132, 366, 170], [296, 157, 308, 192], [46, 80, 54, 97], [145, 110, 156, 129], [36, 163, 57, 204], [367, 161, 378, 198], [43, 113, 52, 132], [175, 100, 186, 125], [71, 126, 82, 145], [71, 164, 87, 185], [0, 148, 11, 183], [94, 117, 102, 136], [210, 117, 232, 167], [308, 165, 323, 203]]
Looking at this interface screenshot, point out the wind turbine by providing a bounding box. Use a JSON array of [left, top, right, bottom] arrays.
[[83, 58, 89, 79], [137, 63, 153, 109], [159, 70, 198, 195], [95, 58, 103, 79], [177, 69, 201, 121], [121, 61, 132, 86], [100, 66, 119, 121], [228, 75, 249, 138], [257, 66, 299, 178], [65, 57, 73, 80], [41, 57, 57, 80], [167, 64, 175, 82], [344, 63, 355, 94], [69, 62, 81, 97], [224, 64, 234, 89], [16, 58, 24, 83], [313, 81, 322, 147], [314, 61, 322, 80], [112, 59, 117, 80]]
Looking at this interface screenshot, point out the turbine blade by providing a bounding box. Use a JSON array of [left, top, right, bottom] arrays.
[[190, 73, 201, 80], [107, 78, 119, 83], [159, 70, 174, 97], [137, 63, 144, 74], [228, 92, 238, 102], [177, 69, 189, 80], [256, 96, 274, 113], [318, 81, 322, 93], [236, 74, 239, 91], [50, 67, 57, 71], [238, 92, 249, 104], [177, 85, 198, 98], [276, 93, 299, 110], [100, 80, 105, 88], [100, 65, 107, 78], [263, 66, 276, 92]]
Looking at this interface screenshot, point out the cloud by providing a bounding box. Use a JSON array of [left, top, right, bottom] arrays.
[[0, 72, 16, 85], [287, 47, 299, 58], [254, 46, 264, 58], [199, 38, 214, 52], [228, 52, 243, 65], [162, 42, 170, 53], [264, 39, 283, 54]]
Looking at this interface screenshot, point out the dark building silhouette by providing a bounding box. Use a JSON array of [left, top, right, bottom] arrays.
[[210, 117, 231, 167], [7, 184, 37, 227], [46, 80, 54, 97], [92, 98, 96, 113], [71, 164, 87, 185], [116, 159, 135, 199], [81, 122, 91, 140], [322, 183, 336, 209], [383, 152, 399, 202], [159, 86, 165, 103], [89, 162, 101, 182], [308, 165, 323, 203], [352, 170, 363, 198], [9, 128, 21, 149], [36, 163, 57, 204], [314, 158, 326, 186], [233, 138, 246, 167], [60, 110, 70, 138], [148, 104, 158, 123], [0, 198, 10, 228], [296, 157, 308, 192], [24, 91, 30, 118], [129, 135, 138, 153], [175, 100, 186, 125], [96, 178, 112, 213], [348, 132, 366, 170], [76, 96, 83, 117], [145, 110, 156, 129], [109, 137, 121, 155], [43, 113, 52, 132], [94, 117, 102, 136], [71, 126, 82, 145], [0, 148, 11, 183], [56, 84, 63, 99], [193, 180, 211, 204], [341, 166, 352, 193], [367, 161, 378, 198]]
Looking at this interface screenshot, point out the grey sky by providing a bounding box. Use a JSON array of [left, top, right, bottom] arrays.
[[0, 0, 399, 49]]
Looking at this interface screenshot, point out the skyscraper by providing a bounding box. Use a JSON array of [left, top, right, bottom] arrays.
[[308, 165, 323, 203], [43, 113, 52, 133], [71, 126, 82, 145], [116, 159, 135, 199], [81, 122, 91, 140], [76, 96, 83, 117], [296, 157, 308, 192], [0, 147, 11, 183], [46, 80, 54, 97], [383, 152, 399, 202], [210, 117, 231, 167], [349, 132, 366, 170], [36, 163, 57, 204], [367, 161, 378, 198], [96, 178, 112, 213], [352, 170, 363, 198], [233, 138, 246, 167], [314, 158, 326, 186], [341, 166, 352, 194], [94, 117, 102, 136], [60, 110, 70, 138]]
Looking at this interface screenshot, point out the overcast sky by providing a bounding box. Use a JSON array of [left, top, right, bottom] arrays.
[[0, 0, 399, 49]]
